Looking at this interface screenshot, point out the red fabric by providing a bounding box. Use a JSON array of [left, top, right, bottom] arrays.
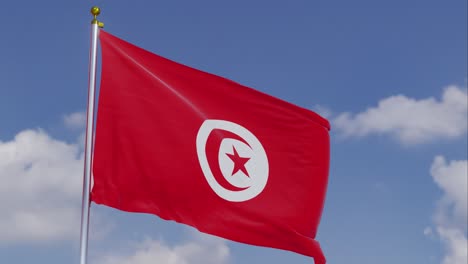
[[92, 30, 330, 264]]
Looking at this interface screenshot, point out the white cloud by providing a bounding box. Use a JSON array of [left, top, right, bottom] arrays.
[[430, 156, 467, 264], [0, 129, 83, 243], [424, 227, 433, 238], [64, 112, 87, 130], [437, 227, 467, 264], [431, 156, 468, 228], [96, 234, 230, 264], [312, 105, 333, 119], [333, 85, 467, 144]]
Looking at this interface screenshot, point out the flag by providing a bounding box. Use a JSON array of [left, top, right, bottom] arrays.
[[92, 30, 330, 264]]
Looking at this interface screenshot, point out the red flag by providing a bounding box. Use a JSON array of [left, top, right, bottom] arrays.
[[92, 30, 330, 264]]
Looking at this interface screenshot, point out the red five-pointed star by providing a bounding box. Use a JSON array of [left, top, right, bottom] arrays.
[[226, 146, 251, 177]]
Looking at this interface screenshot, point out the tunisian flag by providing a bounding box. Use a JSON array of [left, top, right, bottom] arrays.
[[92, 30, 330, 264]]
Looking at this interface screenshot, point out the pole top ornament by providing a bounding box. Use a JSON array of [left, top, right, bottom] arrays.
[[91, 6, 101, 16], [91, 6, 104, 28]]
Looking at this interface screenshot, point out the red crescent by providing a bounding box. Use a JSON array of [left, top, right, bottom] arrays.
[[205, 128, 251, 192]]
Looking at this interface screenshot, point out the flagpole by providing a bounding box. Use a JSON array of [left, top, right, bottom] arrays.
[[79, 6, 103, 264]]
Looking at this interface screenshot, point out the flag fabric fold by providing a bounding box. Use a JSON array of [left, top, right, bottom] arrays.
[[92, 30, 330, 264]]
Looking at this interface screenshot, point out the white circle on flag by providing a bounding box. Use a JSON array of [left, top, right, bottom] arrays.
[[196, 120, 269, 202]]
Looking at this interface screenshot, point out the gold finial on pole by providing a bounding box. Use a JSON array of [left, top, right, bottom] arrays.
[[90, 6, 104, 28], [91, 6, 100, 16]]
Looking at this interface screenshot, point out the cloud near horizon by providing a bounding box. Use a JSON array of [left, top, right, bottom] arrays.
[[0, 129, 83, 243], [430, 156, 467, 264], [95, 234, 230, 264], [333, 85, 467, 144]]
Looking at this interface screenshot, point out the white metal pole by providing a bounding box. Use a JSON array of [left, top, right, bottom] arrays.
[[79, 6, 102, 264]]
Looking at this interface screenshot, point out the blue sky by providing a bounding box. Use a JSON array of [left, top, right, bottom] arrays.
[[0, 1, 466, 264]]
